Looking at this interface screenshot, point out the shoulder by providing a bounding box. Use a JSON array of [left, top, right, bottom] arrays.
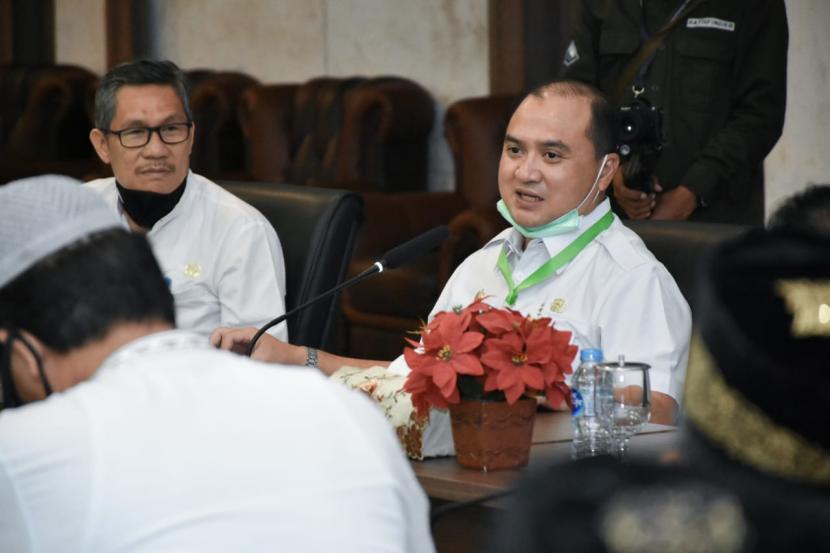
[[187, 174, 274, 232], [462, 228, 513, 268], [0, 394, 90, 466], [594, 218, 660, 274]]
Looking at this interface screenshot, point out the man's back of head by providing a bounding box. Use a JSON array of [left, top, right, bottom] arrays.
[[0, 175, 174, 406]]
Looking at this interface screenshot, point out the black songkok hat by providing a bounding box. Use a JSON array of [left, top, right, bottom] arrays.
[[490, 456, 830, 553], [686, 227, 830, 485]]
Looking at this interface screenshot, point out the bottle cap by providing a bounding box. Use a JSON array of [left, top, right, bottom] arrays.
[[580, 348, 604, 362]]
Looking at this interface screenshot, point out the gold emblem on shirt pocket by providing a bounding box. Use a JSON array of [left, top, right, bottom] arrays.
[[183, 263, 202, 278], [550, 298, 566, 313]]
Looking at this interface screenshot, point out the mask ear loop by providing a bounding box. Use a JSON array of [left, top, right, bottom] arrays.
[[575, 154, 610, 213], [9, 328, 53, 399], [1, 327, 24, 408]]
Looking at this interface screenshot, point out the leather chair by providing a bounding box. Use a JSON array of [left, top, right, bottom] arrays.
[[239, 76, 435, 193], [0, 64, 102, 183], [188, 70, 259, 181], [623, 220, 748, 310], [219, 180, 364, 352], [340, 94, 516, 359]]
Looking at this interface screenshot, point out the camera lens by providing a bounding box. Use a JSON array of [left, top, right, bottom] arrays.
[[620, 114, 639, 141]]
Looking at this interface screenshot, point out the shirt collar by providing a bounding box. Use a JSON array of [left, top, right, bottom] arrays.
[[485, 198, 613, 258], [538, 198, 612, 257], [98, 328, 208, 372]]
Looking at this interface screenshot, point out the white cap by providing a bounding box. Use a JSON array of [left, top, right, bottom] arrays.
[[0, 174, 122, 288]]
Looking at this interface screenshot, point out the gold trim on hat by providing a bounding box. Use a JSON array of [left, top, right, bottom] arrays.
[[775, 279, 830, 337], [685, 334, 830, 484], [601, 486, 747, 553]]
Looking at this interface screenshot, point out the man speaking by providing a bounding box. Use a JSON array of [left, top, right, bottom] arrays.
[[214, 81, 691, 427]]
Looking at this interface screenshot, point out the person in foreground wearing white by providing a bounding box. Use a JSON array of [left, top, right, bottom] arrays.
[[213, 80, 691, 426], [86, 59, 288, 339], [0, 176, 433, 553]]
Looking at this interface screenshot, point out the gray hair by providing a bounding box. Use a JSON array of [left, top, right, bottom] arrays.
[[94, 59, 192, 130]]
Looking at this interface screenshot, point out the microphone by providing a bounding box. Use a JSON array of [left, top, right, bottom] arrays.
[[380, 225, 450, 269], [245, 225, 449, 357]]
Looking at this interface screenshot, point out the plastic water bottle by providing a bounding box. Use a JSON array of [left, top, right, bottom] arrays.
[[571, 348, 613, 459]]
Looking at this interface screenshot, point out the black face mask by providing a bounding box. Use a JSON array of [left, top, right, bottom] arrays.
[[116, 177, 187, 230], [0, 327, 51, 409]]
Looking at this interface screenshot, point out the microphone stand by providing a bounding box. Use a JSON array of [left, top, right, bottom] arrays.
[[245, 262, 384, 357]]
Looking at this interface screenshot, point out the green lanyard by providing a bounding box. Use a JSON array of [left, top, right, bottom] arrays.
[[497, 210, 614, 306]]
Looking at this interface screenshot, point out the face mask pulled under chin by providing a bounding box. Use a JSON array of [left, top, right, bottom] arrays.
[[116, 177, 187, 230], [498, 154, 609, 239]]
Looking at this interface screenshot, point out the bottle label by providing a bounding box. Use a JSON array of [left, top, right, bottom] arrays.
[[571, 388, 584, 416]]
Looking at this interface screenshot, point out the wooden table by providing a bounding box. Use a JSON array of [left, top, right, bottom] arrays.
[[412, 411, 677, 503]]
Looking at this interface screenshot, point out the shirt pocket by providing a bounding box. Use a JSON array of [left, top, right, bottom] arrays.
[[674, 32, 735, 112]]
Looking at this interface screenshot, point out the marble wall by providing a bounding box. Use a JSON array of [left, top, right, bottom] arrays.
[[155, 0, 489, 191], [764, 0, 830, 218], [54, 0, 106, 75]]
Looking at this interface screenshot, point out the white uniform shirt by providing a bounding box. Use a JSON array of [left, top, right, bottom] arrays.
[[86, 172, 287, 339], [389, 200, 691, 456], [0, 330, 433, 553]]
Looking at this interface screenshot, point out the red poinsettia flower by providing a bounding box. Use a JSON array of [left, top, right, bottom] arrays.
[[403, 310, 484, 417], [404, 297, 578, 417], [476, 306, 524, 336], [480, 332, 544, 404], [402, 367, 457, 414]]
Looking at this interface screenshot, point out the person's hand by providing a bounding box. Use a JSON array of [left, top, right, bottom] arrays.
[[650, 185, 697, 220], [612, 169, 657, 219], [210, 326, 305, 365]]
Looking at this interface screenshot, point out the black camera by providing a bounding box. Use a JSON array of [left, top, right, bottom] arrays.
[[617, 97, 664, 193]]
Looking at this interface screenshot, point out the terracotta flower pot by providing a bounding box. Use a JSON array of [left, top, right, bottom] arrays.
[[449, 397, 536, 471]]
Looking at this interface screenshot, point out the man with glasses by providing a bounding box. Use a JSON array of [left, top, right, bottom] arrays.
[[87, 60, 287, 339]]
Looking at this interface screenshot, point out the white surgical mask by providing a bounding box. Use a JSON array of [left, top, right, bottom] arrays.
[[498, 154, 609, 239]]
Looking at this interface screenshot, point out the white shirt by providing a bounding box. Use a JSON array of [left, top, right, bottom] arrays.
[[389, 200, 691, 456], [86, 172, 287, 339], [0, 330, 433, 553]]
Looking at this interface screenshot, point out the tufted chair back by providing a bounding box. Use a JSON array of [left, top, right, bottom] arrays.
[[0, 64, 100, 183], [188, 70, 259, 180], [240, 76, 434, 193]]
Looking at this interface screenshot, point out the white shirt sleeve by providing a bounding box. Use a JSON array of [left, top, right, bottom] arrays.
[[594, 262, 692, 404], [214, 218, 288, 340]]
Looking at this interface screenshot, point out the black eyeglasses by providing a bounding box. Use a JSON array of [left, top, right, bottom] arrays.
[[104, 122, 193, 148]]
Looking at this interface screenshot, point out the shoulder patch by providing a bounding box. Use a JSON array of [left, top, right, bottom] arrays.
[[563, 40, 580, 67]]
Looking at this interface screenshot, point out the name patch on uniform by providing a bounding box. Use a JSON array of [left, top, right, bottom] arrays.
[[686, 17, 736, 31]]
